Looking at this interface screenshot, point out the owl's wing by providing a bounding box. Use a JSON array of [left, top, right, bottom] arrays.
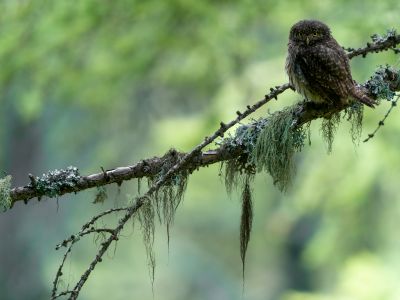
[[297, 43, 353, 101]]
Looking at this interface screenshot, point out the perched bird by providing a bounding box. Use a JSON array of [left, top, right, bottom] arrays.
[[285, 19, 375, 108]]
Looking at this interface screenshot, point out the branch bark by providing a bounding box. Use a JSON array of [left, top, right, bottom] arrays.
[[7, 31, 400, 208]]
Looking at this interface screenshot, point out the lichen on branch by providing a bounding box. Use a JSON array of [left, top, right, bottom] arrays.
[[0, 175, 12, 211], [30, 166, 81, 200]]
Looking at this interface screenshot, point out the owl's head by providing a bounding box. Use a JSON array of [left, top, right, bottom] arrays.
[[289, 20, 331, 46]]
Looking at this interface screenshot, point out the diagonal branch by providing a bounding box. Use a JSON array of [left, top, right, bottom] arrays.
[[53, 80, 291, 300]]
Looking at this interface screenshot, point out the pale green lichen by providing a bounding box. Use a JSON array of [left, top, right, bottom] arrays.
[[222, 108, 308, 280], [240, 175, 253, 282], [222, 119, 264, 194], [147, 150, 189, 235], [366, 65, 398, 101], [222, 108, 307, 192], [0, 175, 12, 212], [371, 28, 397, 44], [33, 166, 81, 198], [252, 107, 306, 191], [132, 150, 189, 289], [345, 102, 364, 145], [152, 171, 188, 246], [93, 186, 107, 204], [224, 157, 254, 195], [320, 112, 341, 153], [137, 196, 156, 287]]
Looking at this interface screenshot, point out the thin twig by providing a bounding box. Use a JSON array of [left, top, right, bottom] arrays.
[[52, 207, 128, 297], [363, 95, 400, 142], [52, 244, 73, 298], [346, 31, 400, 58]]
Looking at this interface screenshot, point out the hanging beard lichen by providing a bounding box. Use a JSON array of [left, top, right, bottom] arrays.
[[224, 154, 255, 195], [137, 196, 156, 286], [221, 108, 307, 283], [218, 98, 371, 288], [93, 186, 108, 204], [139, 150, 188, 239], [320, 112, 341, 153], [240, 175, 253, 282], [132, 149, 189, 288], [345, 102, 364, 145], [147, 149, 189, 247], [149, 170, 188, 248], [252, 107, 306, 191], [222, 108, 306, 193]]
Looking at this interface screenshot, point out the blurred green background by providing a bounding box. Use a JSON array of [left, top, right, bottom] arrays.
[[1, 0, 400, 299]]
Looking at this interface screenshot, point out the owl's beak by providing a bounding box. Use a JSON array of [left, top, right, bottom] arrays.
[[306, 36, 310, 45]]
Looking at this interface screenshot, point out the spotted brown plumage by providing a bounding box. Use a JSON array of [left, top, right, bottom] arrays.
[[285, 19, 376, 108]]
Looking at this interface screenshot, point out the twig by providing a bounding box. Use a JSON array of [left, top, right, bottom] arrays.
[[51, 207, 128, 298], [346, 30, 400, 58], [363, 95, 400, 142], [52, 244, 73, 298]]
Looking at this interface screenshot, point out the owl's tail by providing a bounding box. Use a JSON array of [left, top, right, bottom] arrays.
[[350, 86, 377, 108]]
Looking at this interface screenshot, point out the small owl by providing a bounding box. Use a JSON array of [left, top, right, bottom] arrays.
[[285, 20, 375, 108]]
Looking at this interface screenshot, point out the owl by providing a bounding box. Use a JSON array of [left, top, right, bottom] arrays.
[[285, 20, 375, 108]]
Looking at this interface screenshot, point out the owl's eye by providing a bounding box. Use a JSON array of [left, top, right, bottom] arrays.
[[312, 32, 318, 37]]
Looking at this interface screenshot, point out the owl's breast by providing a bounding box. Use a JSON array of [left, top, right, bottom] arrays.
[[285, 53, 324, 103]]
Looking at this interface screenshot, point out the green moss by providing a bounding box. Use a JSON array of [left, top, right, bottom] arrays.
[[0, 175, 12, 212]]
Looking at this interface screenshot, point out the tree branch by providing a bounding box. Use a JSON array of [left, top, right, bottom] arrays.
[[5, 30, 400, 209], [10, 85, 291, 206], [45, 31, 400, 299], [346, 29, 400, 58]]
